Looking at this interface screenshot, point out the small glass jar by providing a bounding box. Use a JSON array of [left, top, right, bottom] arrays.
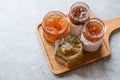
[[69, 2, 90, 36], [55, 34, 83, 68], [42, 11, 69, 44], [81, 18, 106, 52]]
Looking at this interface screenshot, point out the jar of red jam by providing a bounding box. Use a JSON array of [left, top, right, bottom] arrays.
[[81, 18, 106, 52], [42, 11, 69, 44], [69, 2, 90, 36]]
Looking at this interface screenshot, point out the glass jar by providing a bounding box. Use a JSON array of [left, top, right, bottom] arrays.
[[42, 11, 69, 44], [69, 2, 90, 36], [55, 34, 83, 68], [81, 18, 106, 52]]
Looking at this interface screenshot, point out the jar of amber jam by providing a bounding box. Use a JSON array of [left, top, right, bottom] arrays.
[[42, 11, 69, 44], [81, 18, 106, 52], [69, 2, 90, 36]]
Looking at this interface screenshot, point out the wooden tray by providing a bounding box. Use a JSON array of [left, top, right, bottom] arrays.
[[36, 13, 120, 74]]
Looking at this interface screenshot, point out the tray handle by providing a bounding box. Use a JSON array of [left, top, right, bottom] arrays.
[[103, 17, 120, 49]]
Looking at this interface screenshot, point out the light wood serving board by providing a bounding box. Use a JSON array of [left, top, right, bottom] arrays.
[[36, 13, 120, 74]]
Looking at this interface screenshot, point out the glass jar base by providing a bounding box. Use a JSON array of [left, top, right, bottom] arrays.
[[81, 33, 102, 52]]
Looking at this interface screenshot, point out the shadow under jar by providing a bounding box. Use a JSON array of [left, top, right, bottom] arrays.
[[69, 2, 90, 36], [42, 11, 69, 45], [81, 18, 106, 52]]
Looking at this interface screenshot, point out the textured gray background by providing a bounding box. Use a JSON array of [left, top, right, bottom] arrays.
[[0, 0, 120, 80]]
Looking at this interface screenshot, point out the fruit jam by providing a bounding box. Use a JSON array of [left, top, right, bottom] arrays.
[[82, 18, 105, 43], [69, 2, 90, 25], [42, 11, 69, 44]]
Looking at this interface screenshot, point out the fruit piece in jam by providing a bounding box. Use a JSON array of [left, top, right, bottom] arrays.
[[55, 34, 83, 68], [42, 11, 69, 44]]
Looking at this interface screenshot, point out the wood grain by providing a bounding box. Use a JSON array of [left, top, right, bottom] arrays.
[[36, 13, 120, 74]]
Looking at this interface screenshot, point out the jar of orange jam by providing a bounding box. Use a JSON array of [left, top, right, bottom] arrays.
[[81, 18, 106, 52], [69, 2, 90, 36], [42, 11, 69, 44]]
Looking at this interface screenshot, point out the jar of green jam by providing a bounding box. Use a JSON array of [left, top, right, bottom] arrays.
[[55, 34, 83, 68]]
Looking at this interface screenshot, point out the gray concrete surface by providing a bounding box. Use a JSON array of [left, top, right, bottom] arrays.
[[0, 0, 120, 80]]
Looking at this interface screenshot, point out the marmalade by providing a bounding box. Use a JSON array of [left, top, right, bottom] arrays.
[[42, 11, 69, 44]]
